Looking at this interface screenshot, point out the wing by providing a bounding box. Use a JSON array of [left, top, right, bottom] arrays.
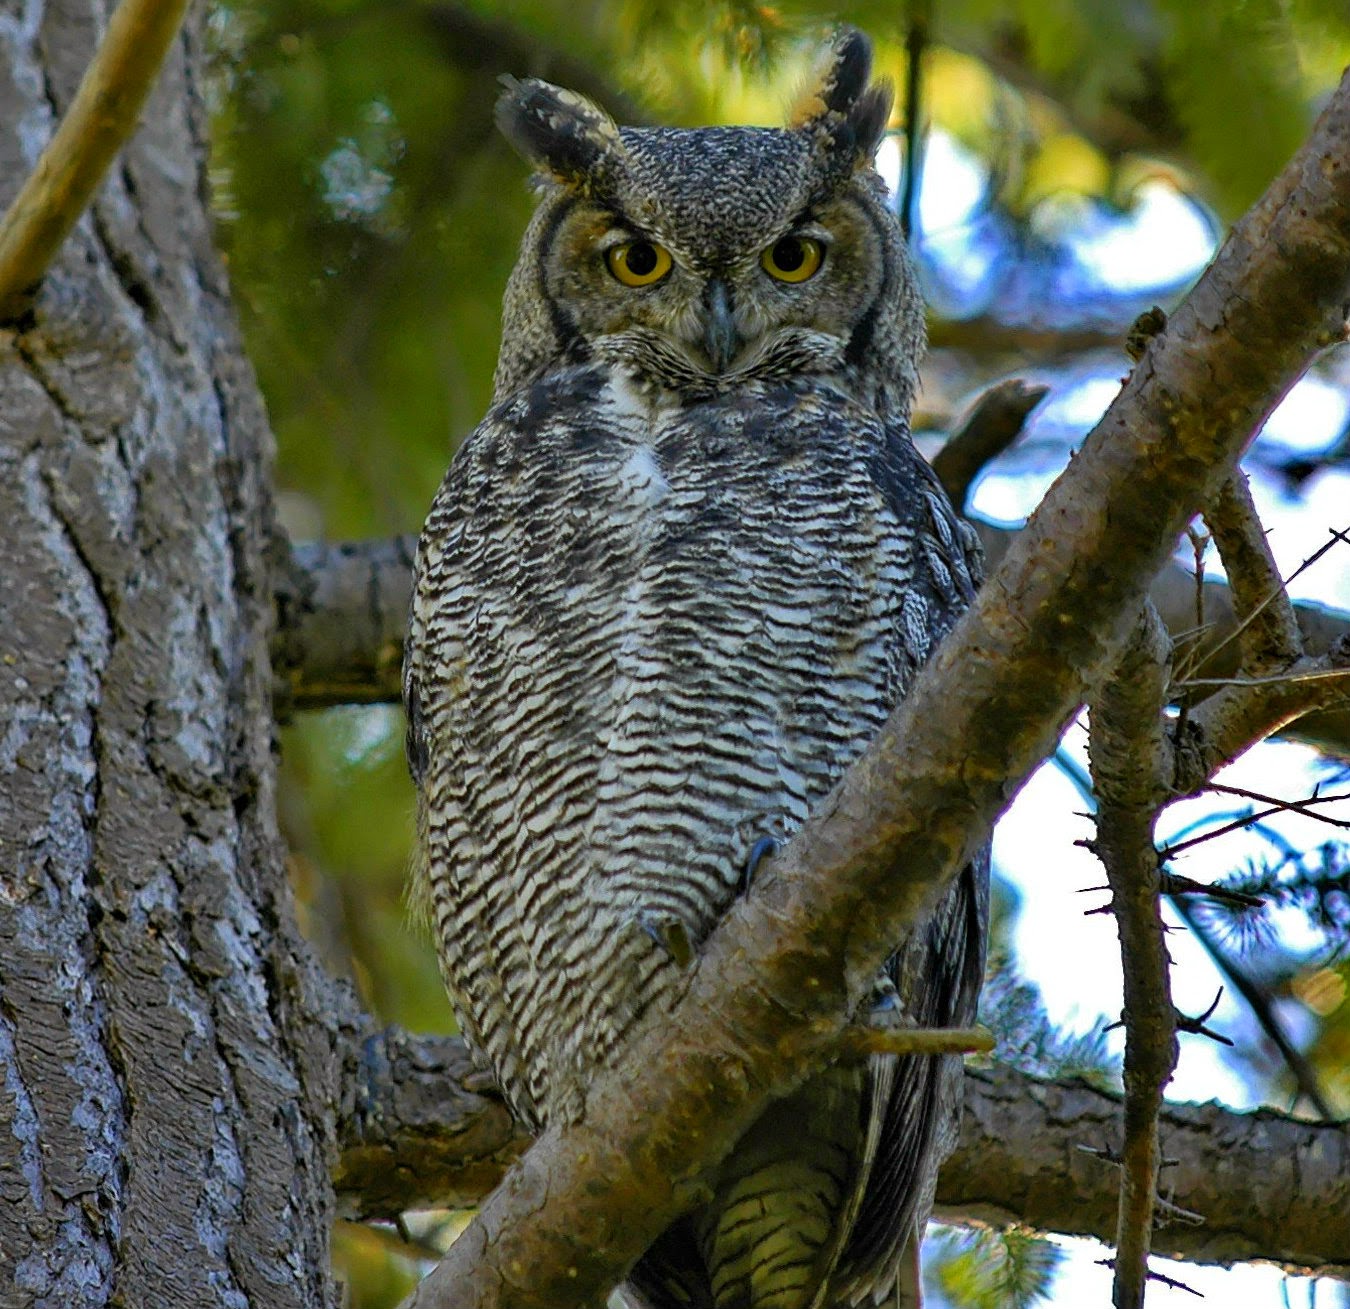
[[828, 442, 990, 1306], [630, 423, 989, 1309]]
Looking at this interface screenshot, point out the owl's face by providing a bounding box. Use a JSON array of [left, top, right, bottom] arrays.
[[492, 31, 924, 418]]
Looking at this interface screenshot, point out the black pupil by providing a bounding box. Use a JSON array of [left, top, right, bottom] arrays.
[[626, 242, 658, 276], [773, 237, 805, 271]]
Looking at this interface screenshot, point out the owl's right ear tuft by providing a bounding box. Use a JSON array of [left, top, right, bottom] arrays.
[[791, 28, 892, 169], [495, 76, 624, 187]]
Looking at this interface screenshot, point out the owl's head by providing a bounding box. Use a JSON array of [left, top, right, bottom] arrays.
[[491, 30, 923, 418]]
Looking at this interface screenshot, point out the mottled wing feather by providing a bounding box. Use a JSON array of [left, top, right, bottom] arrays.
[[824, 449, 990, 1306]]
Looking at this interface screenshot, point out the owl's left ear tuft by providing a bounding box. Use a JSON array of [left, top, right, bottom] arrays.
[[495, 76, 625, 187], [790, 28, 892, 167]]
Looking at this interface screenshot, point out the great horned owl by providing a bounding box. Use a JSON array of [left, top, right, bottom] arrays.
[[404, 29, 988, 1309]]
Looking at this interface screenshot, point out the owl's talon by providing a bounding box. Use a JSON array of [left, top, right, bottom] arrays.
[[741, 835, 779, 894], [634, 909, 694, 969]]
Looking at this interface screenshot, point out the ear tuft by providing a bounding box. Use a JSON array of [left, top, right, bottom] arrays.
[[790, 28, 892, 167], [495, 76, 624, 185]]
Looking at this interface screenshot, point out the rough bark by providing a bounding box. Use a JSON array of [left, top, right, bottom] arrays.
[[0, 6, 338, 1306], [943, 1066, 1350, 1277], [330, 1031, 1350, 1278], [402, 68, 1350, 1309]]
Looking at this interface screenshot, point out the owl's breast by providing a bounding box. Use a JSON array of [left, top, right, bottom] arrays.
[[413, 363, 956, 1122]]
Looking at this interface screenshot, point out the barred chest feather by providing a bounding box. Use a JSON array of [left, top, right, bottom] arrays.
[[407, 362, 974, 1130]]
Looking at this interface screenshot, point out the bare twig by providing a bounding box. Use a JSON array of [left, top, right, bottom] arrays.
[[838, 1024, 994, 1060], [1089, 603, 1176, 1309], [1158, 870, 1265, 909], [1170, 646, 1350, 797], [1172, 526, 1210, 746], [1095, 1260, 1204, 1297], [1207, 780, 1350, 819], [1166, 896, 1334, 1119], [0, 0, 192, 321], [1173, 991, 1233, 1047], [931, 378, 1049, 510], [1160, 791, 1350, 860], [1177, 525, 1350, 687]]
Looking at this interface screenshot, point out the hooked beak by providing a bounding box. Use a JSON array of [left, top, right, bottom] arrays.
[[702, 278, 741, 373]]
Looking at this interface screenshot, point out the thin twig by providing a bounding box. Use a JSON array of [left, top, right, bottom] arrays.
[[1095, 1261, 1204, 1298], [1177, 526, 1350, 685], [1176, 666, 1350, 690], [1166, 895, 1334, 1120], [1162, 790, 1350, 860], [1173, 526, 1210, 745], [1157, 871, 1265, 909], [1173, 991, 1234, 1046], [1171, 647, 1350, 798], [0, 0, 192, 321], [1207, 781, 1350, 821]]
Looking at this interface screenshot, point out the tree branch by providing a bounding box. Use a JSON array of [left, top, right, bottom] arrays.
[[331, 1030, 1350, 1277], [931, 378, 1049, 511], [1202, 473, 1303, 674], [943, 1064, 1350, 1277], [1088, 605, 1175, 1309], [396, 68, 1350, 1309], [272, 535, 417, 716], [272, 528, 1350, 754], [0, 0, 191, 322], [1165, 896, 1335, 1121], [1171, 645, 1350, 796]]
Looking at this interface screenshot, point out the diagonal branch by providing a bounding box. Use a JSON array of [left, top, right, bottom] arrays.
[[1170, 643, 1350, 796], [0, 0, 191, 321], [1165, 897, 1334, 1121], [398, 68, 1350, 1309]]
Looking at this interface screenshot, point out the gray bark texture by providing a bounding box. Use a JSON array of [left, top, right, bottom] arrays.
[[0, 6, 341, 1307]]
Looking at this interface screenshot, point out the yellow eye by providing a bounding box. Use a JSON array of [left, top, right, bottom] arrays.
[[606, 240, 673, 287], [760, 235, 823, 283]]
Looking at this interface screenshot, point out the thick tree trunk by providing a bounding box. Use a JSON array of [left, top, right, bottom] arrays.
[[0, 6, 337, 1306]]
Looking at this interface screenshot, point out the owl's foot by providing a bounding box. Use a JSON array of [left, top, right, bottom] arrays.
[[634, 908, 694, 969], [740, 834, 779, 894]]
